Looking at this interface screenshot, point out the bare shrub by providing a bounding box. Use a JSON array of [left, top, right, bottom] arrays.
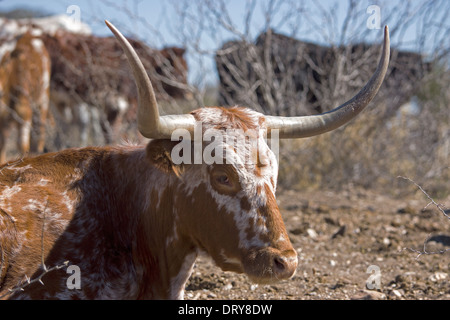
[[172, 0, 449, 194]]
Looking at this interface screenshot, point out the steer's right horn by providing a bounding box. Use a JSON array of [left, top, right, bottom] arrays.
[[105, 20, 195, 139], [265, 26, 390, 139]]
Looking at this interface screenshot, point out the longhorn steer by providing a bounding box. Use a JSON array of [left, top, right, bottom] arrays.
[[0, 21, 389, 299], [0, 31, 50, 164]]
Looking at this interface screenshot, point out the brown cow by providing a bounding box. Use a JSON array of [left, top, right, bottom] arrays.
[[0, 17, 189, 157], [0, 31, 50, 164], [0, 22, 389, 299], [42, 31, 189, 146]]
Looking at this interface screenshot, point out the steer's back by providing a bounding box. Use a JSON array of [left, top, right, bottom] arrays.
[[0, 147, 110, 296]]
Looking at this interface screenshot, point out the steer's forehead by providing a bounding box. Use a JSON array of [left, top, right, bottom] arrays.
[[191, 106, 265, 132], [190, 106, 278, 187]]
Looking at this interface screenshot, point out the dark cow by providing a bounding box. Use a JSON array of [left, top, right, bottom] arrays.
[[216, 29, 430, 116]]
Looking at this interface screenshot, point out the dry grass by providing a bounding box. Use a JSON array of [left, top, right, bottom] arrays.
[[277, 71, 449, 198]]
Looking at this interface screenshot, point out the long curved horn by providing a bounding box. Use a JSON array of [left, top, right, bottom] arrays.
[[265, 26, 390, 139], [105, 20, 195, 139]]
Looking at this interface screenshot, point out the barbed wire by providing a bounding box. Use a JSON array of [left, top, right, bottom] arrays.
[[0, 199, 70, 299], [397, 175, 449, 260]]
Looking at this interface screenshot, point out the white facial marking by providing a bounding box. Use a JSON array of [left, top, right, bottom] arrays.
[[183, 108, 281, 251]]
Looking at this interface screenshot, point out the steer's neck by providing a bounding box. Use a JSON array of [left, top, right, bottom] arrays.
[[122, 149, 197, 299]]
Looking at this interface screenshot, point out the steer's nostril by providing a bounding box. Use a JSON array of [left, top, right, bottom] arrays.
[[273, 256, 286, 272], [271, 252, 297, 279]]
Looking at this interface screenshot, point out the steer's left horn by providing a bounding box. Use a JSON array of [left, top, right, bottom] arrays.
[[265, 25, 390, 139], [105, 20, 195, 139]]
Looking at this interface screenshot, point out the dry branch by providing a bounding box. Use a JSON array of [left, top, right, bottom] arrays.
[[397, 175, 450, 260]]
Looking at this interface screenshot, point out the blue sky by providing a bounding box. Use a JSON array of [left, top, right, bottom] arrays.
[[0, 0, 445, 85], [0, 0, 254, 38], [0, 0, 344, 84], [0, 0, 442, 48], [0, 0, 373, 39]]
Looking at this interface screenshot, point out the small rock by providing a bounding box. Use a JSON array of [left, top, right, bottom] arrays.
[[351, 290, 386, 300], [290, 228, 303, 235], [397, 206, 415, 214], [223, 283, 233, 290], [317, 204, 331, 213], [270, 285, 280, 292], [331, 225, 346, 239], [285, 204, 300, 210], [391, 289, 404, 298], [306, 228, 318, 239], [429, 272, 448, 282], [324, 217, 339, 226]]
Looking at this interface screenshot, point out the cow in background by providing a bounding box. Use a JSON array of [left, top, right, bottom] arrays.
[[42, 31, 189, 147], [0, 30, 50, 164], [216, 29, 431, 117], [0, 16, 190, 160]]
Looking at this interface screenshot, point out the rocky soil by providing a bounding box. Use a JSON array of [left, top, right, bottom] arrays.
[[185, 189, 449, 300]]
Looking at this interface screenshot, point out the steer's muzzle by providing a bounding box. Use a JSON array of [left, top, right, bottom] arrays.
[[243, 247, 298, 284]]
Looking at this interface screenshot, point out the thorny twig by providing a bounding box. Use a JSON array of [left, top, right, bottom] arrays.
[[400, 234, 450, 260], [0, 244, 4, 285], [398, 176, 450, 260], [0, 158, 25, 176], [41, 200, 48, 272], [398, 176, 449, 220], [0, 199, 69, 299], [0, 262, 69, 299]]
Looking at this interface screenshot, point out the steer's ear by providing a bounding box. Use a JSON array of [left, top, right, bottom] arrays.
[[146, 140, 184, 177]]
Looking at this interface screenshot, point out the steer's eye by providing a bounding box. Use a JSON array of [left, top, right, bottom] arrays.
[[210, 165, 241, 195], [216, 174, 230, 185]]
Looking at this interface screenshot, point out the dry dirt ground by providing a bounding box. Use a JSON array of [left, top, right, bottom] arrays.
[[185, 188, 449, 300]]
